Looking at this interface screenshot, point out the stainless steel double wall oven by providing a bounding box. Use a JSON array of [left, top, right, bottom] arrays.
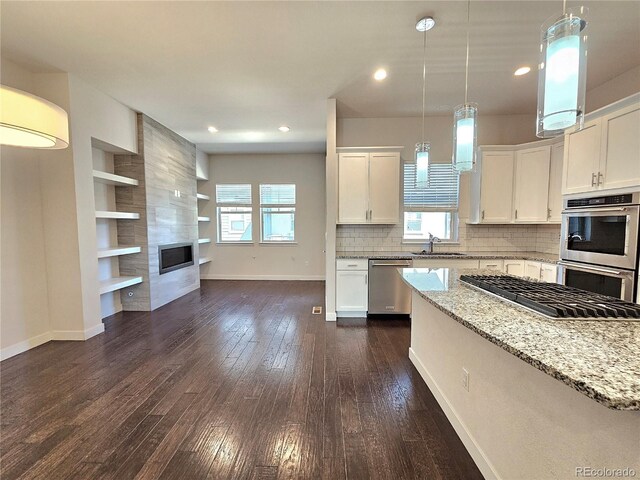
[[559, 192, 640, 302]]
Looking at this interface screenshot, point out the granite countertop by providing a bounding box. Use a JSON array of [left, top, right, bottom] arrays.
[[399, 267, 640, 411], [336, 250, 560, 264]]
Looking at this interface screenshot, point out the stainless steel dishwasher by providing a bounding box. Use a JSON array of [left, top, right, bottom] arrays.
[[368, 259, 412, 315]]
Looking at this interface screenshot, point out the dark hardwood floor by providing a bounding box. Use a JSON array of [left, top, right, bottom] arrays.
[[0, 280, 483, 480]]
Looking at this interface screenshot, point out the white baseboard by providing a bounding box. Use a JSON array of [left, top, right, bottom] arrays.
[[84, 323, 106, 339], [336, 311, 367, 318], [200, 274, 325, 281], [0, 331, 53, 361], [409, 348, 500, 480], [1, 324, 106, 362], [325, 312, 337, 322], [52, 323, 105, 341]]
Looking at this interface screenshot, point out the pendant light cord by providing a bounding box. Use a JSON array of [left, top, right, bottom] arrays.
[[464, 0, 470, 104], [563, 0, 567, 14], [421, 25, 427, 142]]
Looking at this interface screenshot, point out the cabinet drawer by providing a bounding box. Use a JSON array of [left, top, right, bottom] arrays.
[[337, 259, 368, 271], [479, 259, 504, 270]]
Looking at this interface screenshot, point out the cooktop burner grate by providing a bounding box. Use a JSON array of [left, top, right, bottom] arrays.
[[460, 275, 640, 319]]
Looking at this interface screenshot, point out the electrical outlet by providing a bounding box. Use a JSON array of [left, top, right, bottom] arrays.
[[462, 368, 470, 392]]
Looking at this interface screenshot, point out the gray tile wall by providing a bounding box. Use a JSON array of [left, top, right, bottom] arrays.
[[114, 114, 199, 311]]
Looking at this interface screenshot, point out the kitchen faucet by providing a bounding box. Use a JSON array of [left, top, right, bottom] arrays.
[[423, 233, 440, 254]]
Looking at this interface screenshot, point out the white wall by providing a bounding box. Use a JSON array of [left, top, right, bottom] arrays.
[[587, 65, 640, 114], [1, 58, 138, 359], [200, 153, 326, 280], [1, 59, 52, 358]]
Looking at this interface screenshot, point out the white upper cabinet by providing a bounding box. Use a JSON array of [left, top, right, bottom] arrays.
[[563, 96, 640, 195], [337, 148, 401, 225], [338, 153, 369, 223], [514, 146, 551, 223], [479, 150, 515, 223], [563, 120, 601, 194], [368, 152, 400, 224], [547, 142, 564, 222], [599, 103, 640, 190]]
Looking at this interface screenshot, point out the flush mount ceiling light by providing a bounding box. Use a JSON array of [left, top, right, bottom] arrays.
[[415, 16, 434, 181], [514, 66, 532, 76], [207, 126, 218, 133], [278, 126, 290, 132], [373, 68, 388, 81], [452, 0, 478, 173], [416, 16, 436, 32], [536, 3, 588, 138], [0, 84, 69, 149]]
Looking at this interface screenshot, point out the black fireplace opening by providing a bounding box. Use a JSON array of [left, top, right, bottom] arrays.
[[159, 242, 194, 275]]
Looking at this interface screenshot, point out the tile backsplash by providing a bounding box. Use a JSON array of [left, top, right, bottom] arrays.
[[336, 222, 561, 256]]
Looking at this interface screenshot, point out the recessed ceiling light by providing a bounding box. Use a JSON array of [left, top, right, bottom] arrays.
[[207, 126, 218, 133], [416, 16, 436, 32], [374, 68, 387, 81], [514, 66, 531, 76], [278, 126, 290, 132]]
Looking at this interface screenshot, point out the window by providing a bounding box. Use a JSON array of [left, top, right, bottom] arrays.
[[403, 163, 459, 241], [260, 184, 295, 242], [216, 184, 252, 242]]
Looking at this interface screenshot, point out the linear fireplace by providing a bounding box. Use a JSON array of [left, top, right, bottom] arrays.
[[158, 242, 194, 274]]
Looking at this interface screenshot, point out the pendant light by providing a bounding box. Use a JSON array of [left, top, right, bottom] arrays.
[[0, 85, 69, 149], [536, 2, 588, 138], [415, 16, 435, 185], [452, 0, 478, 173]]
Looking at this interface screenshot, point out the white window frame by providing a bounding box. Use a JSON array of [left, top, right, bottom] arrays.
[[402, 163, 460, 244], [215, 184, 253, 244], [259, 184, 296, 244]]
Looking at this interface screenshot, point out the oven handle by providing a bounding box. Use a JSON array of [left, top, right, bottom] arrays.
[[561, 207, 630, 215], [557, 261, 624, 276]]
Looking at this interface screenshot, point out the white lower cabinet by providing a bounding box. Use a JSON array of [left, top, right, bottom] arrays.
[[540, 263, 558, 283], [336, 260, 368, 316], [503, 260, 525, 277], [412, 259, 481, 269], [524, 261, 542, 280], [479, 259, 504, 271]]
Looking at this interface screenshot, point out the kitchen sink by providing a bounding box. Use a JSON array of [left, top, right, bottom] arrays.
[[411, 251, 467, 256]]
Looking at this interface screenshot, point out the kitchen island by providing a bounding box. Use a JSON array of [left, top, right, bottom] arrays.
[[401, 267, 640, 480]]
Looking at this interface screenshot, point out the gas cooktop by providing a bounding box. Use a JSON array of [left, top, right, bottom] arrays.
[[460, 275, 640, 320]]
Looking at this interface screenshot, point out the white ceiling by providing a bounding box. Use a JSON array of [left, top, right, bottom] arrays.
[[2, 1, 639, 154]]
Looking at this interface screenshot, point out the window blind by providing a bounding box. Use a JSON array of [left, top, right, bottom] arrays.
[[216, 184, 252, 204], [403, 163, 459, 210], [260, 184, 296, 205]]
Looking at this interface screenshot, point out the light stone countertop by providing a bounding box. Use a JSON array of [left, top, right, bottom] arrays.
[[336, 250, 560, 264], [399, 267, 640, 411]]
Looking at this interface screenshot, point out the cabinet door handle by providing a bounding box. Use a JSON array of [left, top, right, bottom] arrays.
[[597, 172, 604, 186], [515, 209, 518, 220], [365, 209, 369, 220], [481, 210, 485, 220], [369, 209, 372, 220], [365, 274, 368, 284], [591, 173, 597, 187]]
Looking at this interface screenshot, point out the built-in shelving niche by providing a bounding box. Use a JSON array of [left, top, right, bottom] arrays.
[[197, 180, 211, 269], [93, 149, 143, 319]]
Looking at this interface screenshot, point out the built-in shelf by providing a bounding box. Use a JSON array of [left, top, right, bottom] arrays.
[[96, 211, 140, 220], [199, 257, 212, 265], [99, 276, 143, 295], [93, 170, 139, 187], [198, 216, 210, 222], [197, 193, 210, 201], [97, 246, 142, 259], [198, 238, 211, 244]]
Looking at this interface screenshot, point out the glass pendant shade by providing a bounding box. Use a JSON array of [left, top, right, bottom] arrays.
[[415, 142, 430, 186], [0, 85, 69, 149], [452, 103, 478, 172], [536, 7, 588, 138]]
